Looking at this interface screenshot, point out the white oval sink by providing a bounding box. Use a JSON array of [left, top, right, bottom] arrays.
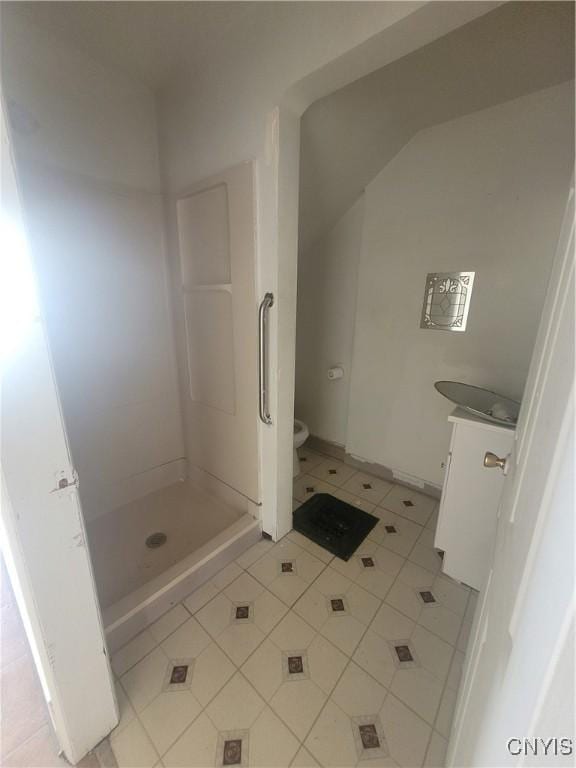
[[434, 381, 520, 425]]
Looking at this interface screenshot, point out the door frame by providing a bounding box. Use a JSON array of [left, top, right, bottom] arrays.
[[447, 182, 575, 766], [257, 106, 301, 540], [1, 94, 118, 764]]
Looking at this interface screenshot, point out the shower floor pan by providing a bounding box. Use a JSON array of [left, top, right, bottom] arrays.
[[88, 479, 261, 652]]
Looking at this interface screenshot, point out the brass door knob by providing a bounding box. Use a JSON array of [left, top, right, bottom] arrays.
[[484, 452, 508, 471]]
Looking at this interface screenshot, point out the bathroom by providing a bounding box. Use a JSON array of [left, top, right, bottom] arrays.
[[293, 2, 574, 500], [0, 2, 574, 767]]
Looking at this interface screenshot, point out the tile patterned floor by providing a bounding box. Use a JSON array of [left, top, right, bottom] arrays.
[[108, 449, 478, 768]]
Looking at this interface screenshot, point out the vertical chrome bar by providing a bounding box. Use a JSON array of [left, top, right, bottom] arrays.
[[258, 292, 274, 425]]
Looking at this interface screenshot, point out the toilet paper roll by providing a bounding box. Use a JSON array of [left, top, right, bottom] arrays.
[[327, 366, 344, 380]]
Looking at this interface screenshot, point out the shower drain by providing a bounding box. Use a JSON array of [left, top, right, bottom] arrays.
[[146, 532, 167, 549]]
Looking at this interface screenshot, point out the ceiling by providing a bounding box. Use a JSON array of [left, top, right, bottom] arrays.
[[3, 2, 259, 88], [299, 1, 575, 253], [3, 1, 573, 255], [2, 2, 419, 90]]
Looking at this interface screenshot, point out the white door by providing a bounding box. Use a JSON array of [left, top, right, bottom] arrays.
[[175, 163, 260, 503], [0, 102, 118, 763], [448, 184, 575, 766]]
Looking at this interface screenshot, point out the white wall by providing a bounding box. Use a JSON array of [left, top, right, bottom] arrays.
[[2, 11, 185, 520], [346, 82, 574, 486], [298, 1, 575, 254], [2, 10, 160, 192], [295, 196, 364, 446]]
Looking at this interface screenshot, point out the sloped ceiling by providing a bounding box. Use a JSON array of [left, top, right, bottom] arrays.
[[2, 2, 426, 90], [299, 1, 575, 254]]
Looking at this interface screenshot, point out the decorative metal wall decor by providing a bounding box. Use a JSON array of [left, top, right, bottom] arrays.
[[420, 271, 475, 332]]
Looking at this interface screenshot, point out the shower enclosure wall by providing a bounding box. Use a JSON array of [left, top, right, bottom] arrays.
[[17, 159, 261, 650], [5, 11, 261, 650]]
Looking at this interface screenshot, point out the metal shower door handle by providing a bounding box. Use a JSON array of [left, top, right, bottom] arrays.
[[258, 292, 274, 425]]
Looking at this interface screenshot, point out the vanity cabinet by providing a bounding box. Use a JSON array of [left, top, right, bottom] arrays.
[[435, 407, 515, 591]]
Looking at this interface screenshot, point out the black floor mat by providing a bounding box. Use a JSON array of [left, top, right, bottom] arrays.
[[293, 493, 378, 561]]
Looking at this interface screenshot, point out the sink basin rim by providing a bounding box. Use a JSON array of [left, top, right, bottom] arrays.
[[434, 380, 520, 425]]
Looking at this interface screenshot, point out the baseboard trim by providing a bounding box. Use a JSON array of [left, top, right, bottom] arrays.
[[306, 435, 346, 461], [307, 434, 441, 500]]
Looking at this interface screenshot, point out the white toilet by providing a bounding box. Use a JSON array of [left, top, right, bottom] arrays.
[[293, 419, 310, 477]]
